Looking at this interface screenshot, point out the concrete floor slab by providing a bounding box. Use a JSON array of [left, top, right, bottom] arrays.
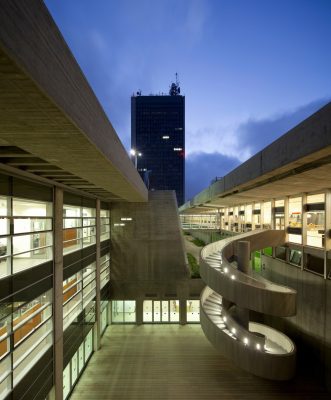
[[70, 325, 329, 400]]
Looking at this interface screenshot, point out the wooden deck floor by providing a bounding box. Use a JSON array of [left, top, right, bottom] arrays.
[[70, 324, 328, 400]]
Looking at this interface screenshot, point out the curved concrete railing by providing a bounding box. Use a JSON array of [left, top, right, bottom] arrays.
[[199, 230, 297, 380], [200, 230, 296, 316]]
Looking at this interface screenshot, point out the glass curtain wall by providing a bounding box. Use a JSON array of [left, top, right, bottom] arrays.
[[186, 300, 200, 323], [274, 200, 285, 230], [0, 196, 53, 279], [253, 203, 261, 229], [63, 205, 96, 254], [63, 329, 93, 399], [100, 253, 110, 290], [0, 289, 53, 398], [143, 300, 180, 323], [288, 197, 302, 244], [100, 208, 110, 241], [306, 193, 325, 248], [62, 262, 96, 331], [111, 301, 136, 323]]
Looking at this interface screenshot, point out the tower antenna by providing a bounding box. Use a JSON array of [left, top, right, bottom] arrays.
[[169, 73, 181, 96]]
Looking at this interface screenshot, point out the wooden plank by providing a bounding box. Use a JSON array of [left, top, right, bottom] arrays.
[[70, 325, 329, 400]]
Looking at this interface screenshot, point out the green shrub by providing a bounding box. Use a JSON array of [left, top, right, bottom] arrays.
[[192, 238, 205, 247], [187, 253, 200, 278]]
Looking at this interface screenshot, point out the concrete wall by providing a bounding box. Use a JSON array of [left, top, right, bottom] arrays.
[[110, 191, 192, 300], [188, 229, 236, 245], [261, 255, 331, 390]]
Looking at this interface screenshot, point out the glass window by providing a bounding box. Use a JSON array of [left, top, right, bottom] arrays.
[[63, 363, 71, 399], [161, 301, 169, 322], [253, 203, 261, 228], [71, 352, 78, 386], [252, 250, 261, 272], [0, 197, 54, 277], [288, 197, 302, 244], [306, 193, 325, 248], [153, 301, 161, 322], [112, 301, 124, 323], [100, 209, 110, 241], [263, 202, 272, 229], [305, 254, 324, 276], [111, 301, 136, 323], [0, 355, 11, 398], [12, 289, 53, 386], [124, 301, 136, 323], [170, 300, 180, 322], [289, 249, 302, 266], [78, 343, 84, 373], [63, 205, 96, 253], [101, 305, 108, 334], [0, 315, 12, 360], [186, 300, 200, 323], [100, 253, 110, 289], [143, 300, 153, 323], [263, 247, 273, 257], [275, 246, 286, 261], [84, 330, 93, 363], [274, 200, 285, 230]]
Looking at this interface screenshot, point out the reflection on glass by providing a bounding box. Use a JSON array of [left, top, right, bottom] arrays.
[[289, 250, 301, 266]]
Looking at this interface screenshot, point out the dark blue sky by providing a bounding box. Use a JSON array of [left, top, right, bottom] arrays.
[[45, 0, 331, 200]]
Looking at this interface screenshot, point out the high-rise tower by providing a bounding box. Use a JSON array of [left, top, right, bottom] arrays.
[[131, 77, 185, 206]]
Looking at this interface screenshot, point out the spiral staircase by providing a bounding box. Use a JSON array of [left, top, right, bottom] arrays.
[[199, 230, 296, 380]]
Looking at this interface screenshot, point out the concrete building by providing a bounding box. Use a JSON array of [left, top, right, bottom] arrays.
[[131, 83, 185, 206], [0, 1, 331, 399], [0, 2, 195, 399], [179, 101, 331, 388]]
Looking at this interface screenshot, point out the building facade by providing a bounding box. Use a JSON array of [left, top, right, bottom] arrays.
[[1, 0, 331, 398], [131, 89, 185, 206], [179, 102, 331, 387]]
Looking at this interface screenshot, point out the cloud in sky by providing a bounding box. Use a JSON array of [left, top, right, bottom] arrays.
[[237, 97, 331, 156], [44, 1, 331, 201], [185, 97, 330, 200], [185, 152, 239, 200]]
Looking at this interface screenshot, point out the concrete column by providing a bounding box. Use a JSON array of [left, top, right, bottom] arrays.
[[94, 199, 101, 351], [260, 202, 264, 230], [325, 190, 331, 252], [52, 187, 64, 400], [324, 190, 331, 279], [302, 193, 307, 246], [284, 196, 289, 243], [179, 299, 186, 325], [108, 301, 112, 325], [270, 199, 275, 230], [237, 240, 250, 274], [136, 298, 144, 325]]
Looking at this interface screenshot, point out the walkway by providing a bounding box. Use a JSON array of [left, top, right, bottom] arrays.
[[70, 325, 329, 400]]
